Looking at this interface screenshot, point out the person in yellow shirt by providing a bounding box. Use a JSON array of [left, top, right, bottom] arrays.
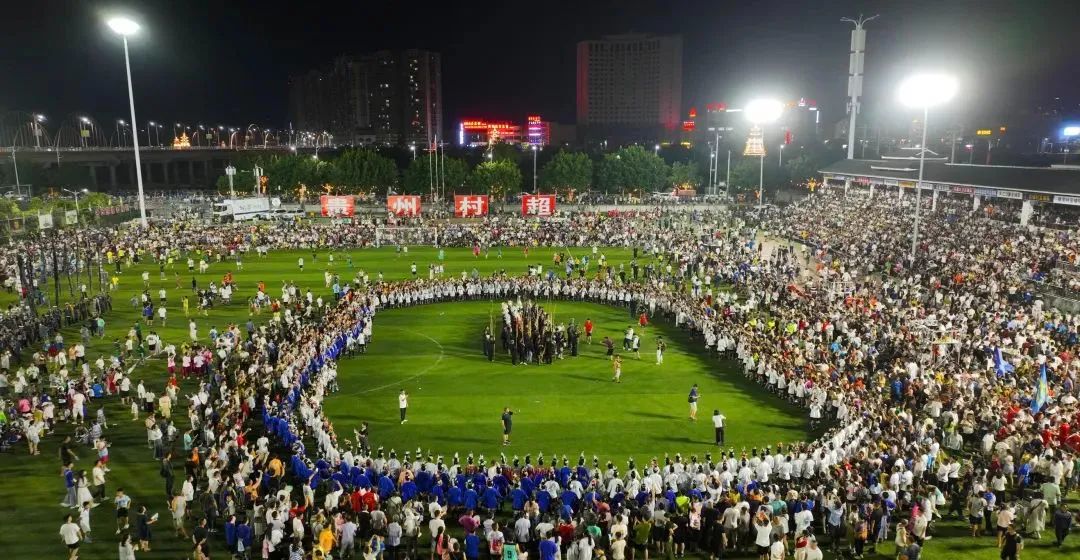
[[318, 525, 336, 554], [268, 456, 284, 479]]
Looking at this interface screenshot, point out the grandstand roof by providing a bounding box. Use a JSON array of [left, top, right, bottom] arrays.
[[818, 159, 1080, 197]]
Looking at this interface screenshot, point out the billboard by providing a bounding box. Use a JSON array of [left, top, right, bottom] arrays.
[[521, 194, 556, 217], [320, 195, 355, 217], [387, 195, 421, 216], [454, 195, 489, 217]]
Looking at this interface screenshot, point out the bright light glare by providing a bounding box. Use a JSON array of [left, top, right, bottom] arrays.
[[1064, 126, 1080, 137], [897, 73, 958, 108], [744, 99, 784, 124], [106, 17, 140, 36]]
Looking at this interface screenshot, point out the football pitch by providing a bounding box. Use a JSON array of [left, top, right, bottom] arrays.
[[1, 244, 1057, 560]]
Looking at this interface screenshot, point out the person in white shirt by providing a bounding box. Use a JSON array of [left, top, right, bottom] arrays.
[[712, 410, 727, 446], [399, 390, 409, 424], [59, 515, 82, 559]]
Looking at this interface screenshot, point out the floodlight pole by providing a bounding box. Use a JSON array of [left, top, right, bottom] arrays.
[[842, 14, 878, 160], [119, 34, 148, 227], [912, 105, 929, 260]]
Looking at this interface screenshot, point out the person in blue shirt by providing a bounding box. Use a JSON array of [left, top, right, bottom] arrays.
[[464, 531, 481, 560], [236, 517, 253, 555], [539, 534, 559, 560], [482, 483, 501, 514]]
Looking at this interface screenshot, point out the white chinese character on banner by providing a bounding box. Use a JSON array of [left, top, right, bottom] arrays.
[[459, 196, 484, 216], [392, 197, 418, 215], [526, 196, 552, 216]]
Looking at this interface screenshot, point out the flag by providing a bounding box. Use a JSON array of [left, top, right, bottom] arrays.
[[993, 347, 1015, 377], [1031, 364, 1049, 414]]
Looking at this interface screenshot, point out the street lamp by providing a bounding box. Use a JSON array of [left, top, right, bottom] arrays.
[[654, 144, 660, 155], [147, 121, 156, 147], [106, 15, 148, 227], [898, 72, 957, 259], [116, 119, 126, 147], [744, 98, 783, 205], [410, 144, 416, 160], [778, 144, 784, 167], [32, 114, 46, 148], [79, 116, 91, 148], [62, 188, 89, 217]]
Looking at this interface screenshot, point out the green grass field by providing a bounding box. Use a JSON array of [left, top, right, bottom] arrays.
[[323, 300, 815, 461], [0, 244, 1074, 560]]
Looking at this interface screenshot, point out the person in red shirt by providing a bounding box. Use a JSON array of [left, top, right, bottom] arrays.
[[638, 312, 648, 329], [584, 319, 594, 344]]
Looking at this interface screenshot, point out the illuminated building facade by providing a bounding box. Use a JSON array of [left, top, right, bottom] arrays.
[[527, 116, 550, 147], [458, 120, 523, 147], [289, 49, 442, 146], [576, 33, 683, 143]]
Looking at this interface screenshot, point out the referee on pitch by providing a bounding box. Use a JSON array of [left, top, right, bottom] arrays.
[[501, 407, 513, 446]]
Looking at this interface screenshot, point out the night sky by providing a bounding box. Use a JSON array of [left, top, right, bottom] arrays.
[[2, 0, 1077, 134]]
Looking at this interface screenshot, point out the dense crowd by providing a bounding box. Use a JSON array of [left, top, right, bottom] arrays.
[[3, 194, 1080, 560]]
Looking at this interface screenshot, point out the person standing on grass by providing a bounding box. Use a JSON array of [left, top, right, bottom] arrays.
[[115, 488, 131, 534], [298, 256, 305, 271], [502, 407, 514, 446], [712, 409, 726, 446], [655, 336, 666, 365], [79, 501, 94, 543], [1053, 503, 1074, 547], [118, 533, 137, 560], [59, 514, 82, 560], [612, 355, 623, 383], [603, 336, 615, 360], [584, 318, 593, 344], [62, 462, 77, 508], [687, 385, 699, 421], [399, 390, 409, 424]]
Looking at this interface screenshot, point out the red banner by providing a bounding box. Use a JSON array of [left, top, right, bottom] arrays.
[[387, 195, 421, 216], [320, 195, 355, 217], [454, 195, 489, 217], [521, 194, 556, 217]]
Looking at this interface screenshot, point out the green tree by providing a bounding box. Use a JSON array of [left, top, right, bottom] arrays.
[[265, 155, 333, 194], [468, 160, 522, 199], [668, 161, 703, 189], [402, 156, 470, 194], [489, 142, 521, 163], [333, 149, 398, 194], [595, 145, 668, 193], [728, 156, 787, 196], [784, 154, 819, 183], [539, 151, 592, 193]]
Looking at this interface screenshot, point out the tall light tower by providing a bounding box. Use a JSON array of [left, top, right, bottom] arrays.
[[106, 16, 148, 227], [744, 99, 783, 206], [898, 73, 957, 259], [842, 14, 878, 160]]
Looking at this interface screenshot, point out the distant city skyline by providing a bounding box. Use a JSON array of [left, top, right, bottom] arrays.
[[2, 0, 1079, 140]]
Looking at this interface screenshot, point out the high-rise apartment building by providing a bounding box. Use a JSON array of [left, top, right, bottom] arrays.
[[288, 49, 442, 146], [576, 34, 683, 142]]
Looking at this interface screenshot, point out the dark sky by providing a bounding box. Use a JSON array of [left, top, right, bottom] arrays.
[[2, 0, 1077, 135]]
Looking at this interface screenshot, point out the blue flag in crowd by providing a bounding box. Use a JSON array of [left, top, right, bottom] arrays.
[[1031, 364, 1049, 414], [993, 347, 1015, 377]]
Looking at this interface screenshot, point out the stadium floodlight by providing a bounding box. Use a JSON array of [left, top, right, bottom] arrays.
[[744, 99, 784, 125], [898, 72, 957, 259], [106, 17, 140, 36], [744, 99, 783, 205], [897, 73, 957, 109]]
